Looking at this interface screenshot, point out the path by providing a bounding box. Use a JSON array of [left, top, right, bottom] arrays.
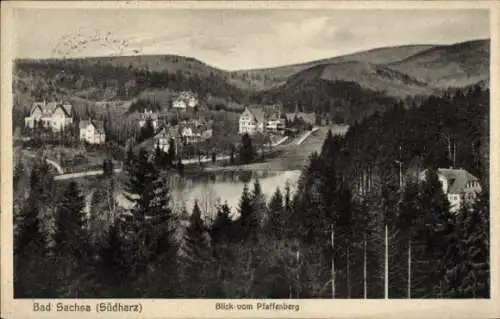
[[54, 168, 123, 180], [296, 127, 319, 145], [23, 152, 64, 174]]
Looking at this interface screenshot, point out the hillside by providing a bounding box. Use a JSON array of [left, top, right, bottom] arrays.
[[231, 44, 437, 90], [284, 61, 431, 97], [13, 38, 489, 128], [388, 39, 490, 88]]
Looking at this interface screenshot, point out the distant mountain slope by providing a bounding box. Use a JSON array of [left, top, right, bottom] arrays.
[[13, 38, 489, 127], [285, 61, 431, 97], [231, 44, 437, 89], [388, 39, 490, 88], [18, 54, 226, 76]]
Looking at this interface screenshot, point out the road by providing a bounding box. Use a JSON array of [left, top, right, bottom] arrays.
[[23, 152, 64, 174], [54, 168, 123, 181], [52, 129, 316, 181]]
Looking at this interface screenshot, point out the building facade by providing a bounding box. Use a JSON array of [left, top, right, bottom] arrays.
[[172, 91, 198, 110], [138, 109, 159, 129], [79, 120, 106, 144], [419, 168, 482, 213], [24, 101, 73, 131], [239, 107, 265, 135]]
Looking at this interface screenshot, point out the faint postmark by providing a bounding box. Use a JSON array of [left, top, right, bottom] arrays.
[[51, 27, 137, 58]]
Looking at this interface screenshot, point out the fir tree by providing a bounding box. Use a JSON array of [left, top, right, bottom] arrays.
[[266, 187, 285, 238], [252, 179, 267, 226], [210, 202, 234, 245], [168, 138, 176, 163], [181, 201, 212, 297], [102, 158, 114, 178], [123, 147, 178, 296], [412, 168, 452, 298], [441, 191, 489, 298], [235, 184, 258, 242], [239, 133, 255, 164]]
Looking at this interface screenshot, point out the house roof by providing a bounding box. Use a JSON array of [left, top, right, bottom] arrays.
[[174, 91, 198, 104], [245, 107, 266, 123], [79, 119, 105, 134], [421, 168, 480, 194], [31, 101, 72, 117]]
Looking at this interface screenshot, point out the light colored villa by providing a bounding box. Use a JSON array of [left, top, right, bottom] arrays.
[[266, 114, 286, 134], [79, 120, 106, 144], [419, 168, 482, 213], [180, 122, 213, 144], [239, 107, 266, 135], [24, 101, 73, 131], [239, 106, 286, 135], [172, 91, 198, 110], [138, 109, 159, 129], [154, 127, 180, 154]]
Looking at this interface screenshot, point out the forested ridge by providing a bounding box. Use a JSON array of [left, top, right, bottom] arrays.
[[13, 85, 489, 298]]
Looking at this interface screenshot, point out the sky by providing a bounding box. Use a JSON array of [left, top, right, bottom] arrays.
[[13, 8, 489, 70]]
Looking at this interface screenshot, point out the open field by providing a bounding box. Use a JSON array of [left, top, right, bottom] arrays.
[[204, 125, 343, 172]]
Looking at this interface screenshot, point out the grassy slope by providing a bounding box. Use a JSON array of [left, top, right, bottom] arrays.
[[231, 44, 437, 89], [388, 39, 490, 88], [266, 39, 489, 99]]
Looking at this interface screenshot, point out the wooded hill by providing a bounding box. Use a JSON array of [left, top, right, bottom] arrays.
[[13, 39, 489, 125]]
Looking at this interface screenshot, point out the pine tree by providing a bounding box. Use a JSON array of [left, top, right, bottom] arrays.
[[53, 181, 88, 297], [235, 184, 258, 242], [252, 179, 267, 226], [210, 202, 234, 245], [181, 201, 212, 297], [411, 168, 452, 298], [266, 187, 285, 238], [54, 181, 86, 253], [441, 191, 489, 298], [239, 133, 254, 164], [125, 143, 135, 170], [168, 138, 176, 164], [102, 158, 114, 178], [123, 147, 178, 296]]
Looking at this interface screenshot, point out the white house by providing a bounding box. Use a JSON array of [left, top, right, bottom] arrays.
[[24, 101, 73, 131], [419, 168, 482, 213], [266, 114, 286, 134], [154, 127, 180, 154], [172, 91, 198, 110], [138, 109, 158, 129], [239, 107, 266, 135], [79, 120, 106, 144]]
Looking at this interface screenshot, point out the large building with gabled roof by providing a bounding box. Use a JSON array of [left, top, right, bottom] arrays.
[[24, 100, 73, 131], [419, 167, 482, 213]]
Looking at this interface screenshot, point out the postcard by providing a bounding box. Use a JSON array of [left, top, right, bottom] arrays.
[[1, 1, 499, 318]]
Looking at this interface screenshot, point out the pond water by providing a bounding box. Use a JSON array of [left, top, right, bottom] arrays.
[[117, 169, 302, 218]]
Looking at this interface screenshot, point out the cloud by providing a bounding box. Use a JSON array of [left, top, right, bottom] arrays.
[[189, 36, 238, 55], [13, 8, 489, 69]]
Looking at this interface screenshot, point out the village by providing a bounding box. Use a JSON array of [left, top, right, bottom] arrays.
[[17, 89, 483, 214], [18, 89, 329, 176]]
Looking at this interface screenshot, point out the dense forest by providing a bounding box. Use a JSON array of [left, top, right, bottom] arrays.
[[251, 79, 401, 124], [14, 60, 247, 103], [13, 85, 489, 298]]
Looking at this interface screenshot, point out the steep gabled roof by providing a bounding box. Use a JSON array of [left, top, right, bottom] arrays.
[[245, 106, 266, 123], [437, 168, 480, 194], [30, 101, 73, 117], [79, 119, 105, 134], [420, 168, 480, 194]]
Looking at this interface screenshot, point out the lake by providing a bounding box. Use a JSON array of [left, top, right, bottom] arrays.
[[116, 169, 302, 219]]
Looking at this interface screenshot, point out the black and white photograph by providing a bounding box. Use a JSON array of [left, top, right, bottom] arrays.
[[1, 1, 499, 316]]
